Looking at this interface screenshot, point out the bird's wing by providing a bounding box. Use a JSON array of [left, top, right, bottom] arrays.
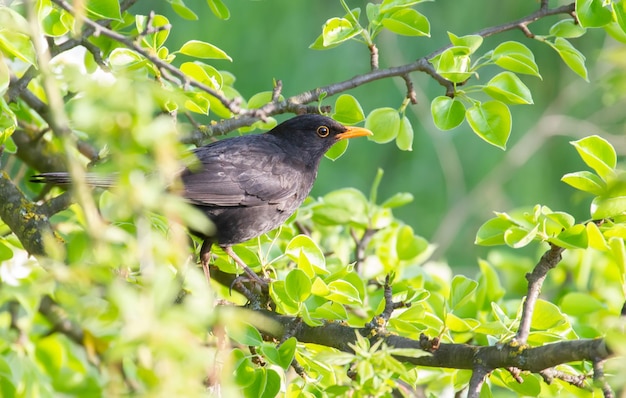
[[181, 139, 307, 208]]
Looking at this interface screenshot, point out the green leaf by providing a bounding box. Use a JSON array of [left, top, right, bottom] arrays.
[[447, 32, 483, 54], [247, 91, 280, 109], [475, 259, 505, 311], [226, 323, 263, 346], [570, 135, 616, 180], [286, 235, 326, 277], [382, 8, 430, 37], [313, 188, 369, 227], [0, 240, 13, 261], [550, 37, 588, 81], [0, 56, 9, 97], [435, 46, 473, 83], [431, 96, 465, 130], [325, 280, 363, 305], [365, 107, 400, 143], [380, 0, 429, 12], [277, 338, 297, 369], [207, 0, 231, 20], [561, 171, 606, 195], [396, 116, 414, 151], [322, 17, 361, 47], [549, 19, 586, 38], [333, 94, 365, 124], [0, 30, 37, 66], [475, 217, 514, 246], [609, 237, 626, 277], [576, 0, 613, 28], [381, 192, 414, 208], [396, 225, 428, 260], [285, 269, 312, 303], [108, 48, 148, 72], [492, 41, 541, 78], [166, 0, 198, 20], [586, 222, 608, 250], [41, 6, 72, 37], [531, 299, 566, 330], [560, 292, 605, 316], [86, 0, 122, 20], [614, 0, 626, 36], [179, 40, 232, 61], [483, 72, 533, 105], [549, 224, 588, 249], [270, 281, 300, 314], [591, 195, 626, 220], [504, 224, 539, 248], [465, 101, 511, 150], [326, 139, 349, 161], [180, 62, 222, 90], [449, 275, 478, 310]]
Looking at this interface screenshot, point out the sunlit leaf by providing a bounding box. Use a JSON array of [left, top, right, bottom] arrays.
[[465, 101, 511, 149]]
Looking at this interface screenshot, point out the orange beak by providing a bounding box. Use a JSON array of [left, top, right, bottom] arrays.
[[336, 126, 373, 140]]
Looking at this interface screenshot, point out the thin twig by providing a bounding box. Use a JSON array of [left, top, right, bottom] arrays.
[[514, 244, 564, 345], [467, 365, 490, 398]]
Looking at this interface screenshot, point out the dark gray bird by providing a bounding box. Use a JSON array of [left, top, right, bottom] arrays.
[[32, 114, 372, 283]]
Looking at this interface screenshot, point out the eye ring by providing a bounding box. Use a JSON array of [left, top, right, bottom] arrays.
[[317, 126, 330, 137]]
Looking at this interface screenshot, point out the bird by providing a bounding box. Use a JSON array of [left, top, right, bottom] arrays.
[[31, 114, 373, 284]]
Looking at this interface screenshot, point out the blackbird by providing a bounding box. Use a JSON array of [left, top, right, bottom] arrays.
[[32, 114, 372, 282]]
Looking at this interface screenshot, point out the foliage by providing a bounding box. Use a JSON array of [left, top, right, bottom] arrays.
[[0, 0, 625, 397]]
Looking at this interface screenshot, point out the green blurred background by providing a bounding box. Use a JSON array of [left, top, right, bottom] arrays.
[[134, 0, 626, 270]]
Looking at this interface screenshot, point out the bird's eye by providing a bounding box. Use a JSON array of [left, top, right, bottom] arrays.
[[317, 126, 330, 137]]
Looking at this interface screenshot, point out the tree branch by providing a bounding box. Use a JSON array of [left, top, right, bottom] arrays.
[[253, 308, 611, 373], [515, 244, 565, 344]]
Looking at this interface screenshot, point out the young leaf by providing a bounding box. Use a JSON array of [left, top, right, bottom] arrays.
[[382, 8, 430, 37], [576, 0, 613, 28], [504, 224, 538, 248], [549, 19, 586, 38], [322, 17, 361, 47], [561, 171, 606, 195], [483, 72, 533, 105], [449, 275, 478, 310], [448, 32, 483, 54], [570, 135, 616, 180], [178, 40, 232, 61], [465, 100, 511, 150], [396, 116, 414, 151], [435, 46, 473, 83], [365, 107, 401, 143], [615, 0, 626, 35], [551, 37, 588, 81], [285, 269, 312, 303], [431, 96, 465, 130], [333, 94, 365, 124], [475, 217, 514, 246], [591, 195, 626, 220], [492, 41, 541, 78], [207, 0, 231, 20], [166, 0, 198, 20]]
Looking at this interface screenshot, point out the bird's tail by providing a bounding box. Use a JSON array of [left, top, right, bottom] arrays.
[[30, 172, 117, 188]]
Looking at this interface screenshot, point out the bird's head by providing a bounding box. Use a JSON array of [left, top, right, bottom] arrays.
[[268, 114, 372, 158]]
